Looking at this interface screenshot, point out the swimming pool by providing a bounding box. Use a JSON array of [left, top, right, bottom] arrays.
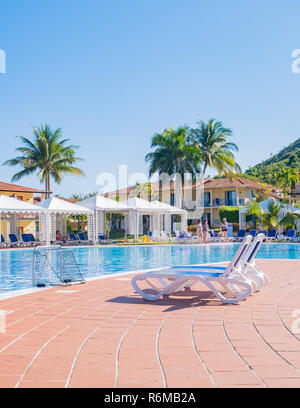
[[0, 243, 299, 294]]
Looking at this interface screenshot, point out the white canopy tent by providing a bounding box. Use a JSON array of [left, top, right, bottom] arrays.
[[79, 194, 130, 243], [152, 200, 188, 235], [0, 194, 47, 242], [123, 197, 171, 241], [36, 197, 93, 245], [239, 198, 300, 231]]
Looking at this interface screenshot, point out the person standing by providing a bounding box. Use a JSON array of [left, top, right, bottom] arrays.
[[202, 218, 209, 244], [197, 220, 203, 239], [220, 218, 228, 243]]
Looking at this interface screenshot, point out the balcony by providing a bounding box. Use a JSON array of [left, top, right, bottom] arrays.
[[195, 198, 245, 208]]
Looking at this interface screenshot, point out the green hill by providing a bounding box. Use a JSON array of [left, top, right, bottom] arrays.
[[244, 138, 300, 185]]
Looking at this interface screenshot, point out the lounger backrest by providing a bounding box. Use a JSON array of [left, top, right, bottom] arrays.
[[28, 233, 36, 242], [237, 230, 246, 238], [210, 230, 217, 238], [9, 234, 18, 243], [184, 231, 191, 238], [268, 229, 276, 237], [69, 233, 77, 240], [287, 229, 296, 237], [243, 233, 265, 265], [222, 235, 253, 277], [22, 234, 30, 242], [98, 235, 105, 240], [249, 230, 256, 237], [78, 233, 85, 240], [1, 234, 4, 243]]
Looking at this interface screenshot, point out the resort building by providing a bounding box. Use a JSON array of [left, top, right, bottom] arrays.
[[0, 181, 48, 237], [106, 177, 281, 227]]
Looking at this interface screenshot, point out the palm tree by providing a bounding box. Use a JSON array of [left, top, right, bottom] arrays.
[[145, 127, 201, 207], [189, 119, 241, 178], [3, 125, 85, 198], [276, 168, 299, 204], [131, 182, 153, 200], [260, 199, 300, 230], [246, 200, 263, 229]]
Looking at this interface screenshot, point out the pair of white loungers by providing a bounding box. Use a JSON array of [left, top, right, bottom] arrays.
[[132, 233, 267, 304]]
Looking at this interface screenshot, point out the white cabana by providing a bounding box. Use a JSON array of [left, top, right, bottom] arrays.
[[239, 198, 300, 231], [0, 194, 47, 242], [36, 197, 93, 245], [152, 200, 188, 235], [123, 197, 171, 241], [79, 194, 130, 243]]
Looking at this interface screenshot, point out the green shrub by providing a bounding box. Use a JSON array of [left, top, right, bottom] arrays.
[[219, 206, 252, 224]]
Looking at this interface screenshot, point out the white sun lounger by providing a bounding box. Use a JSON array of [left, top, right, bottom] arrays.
[[132, 235, 258, 304]]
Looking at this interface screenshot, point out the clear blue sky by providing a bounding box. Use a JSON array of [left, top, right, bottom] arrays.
[[1, 0, 300, 197]]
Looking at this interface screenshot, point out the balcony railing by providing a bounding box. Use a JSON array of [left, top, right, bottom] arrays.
[[195, 198, 245, 208], [183, 198, 246, 210]]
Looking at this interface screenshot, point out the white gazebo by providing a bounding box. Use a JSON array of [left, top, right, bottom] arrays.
[[0, 194, 47, 242], [123, 197, 171, 241], [79, 194, 130, 243], [239, 198, 300, 231], [36, 197, 93, 245], [152, 200, 188, 235]]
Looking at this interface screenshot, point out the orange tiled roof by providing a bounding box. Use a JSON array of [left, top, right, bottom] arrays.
[[0, 181, 49, 194], [106, 177, 279, 196]]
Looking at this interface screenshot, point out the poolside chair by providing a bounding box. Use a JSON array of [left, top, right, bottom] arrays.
[[235, 229, 246, 242], [248, 229, 257, 238], [77, 232, 93, 245], [174, 230, 189, 243], [278, 229, 296, 242], [67, 233, 81, 245], [208, 230, 224, 242], [162, 233, 267, 293], [265, 229, 277, 243], [21, 233, 32, 247], [27, 233, 42, 246], [239, 233, 267, 291], [9, 233, 21, 247], [183, 231, 201, 243], [0, 234, 6, 248], [132, 236, 257, 304], [98, 234, 118, 245]]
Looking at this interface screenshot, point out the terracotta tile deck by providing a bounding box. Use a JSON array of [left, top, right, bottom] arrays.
[[0, 259, 300, 388]]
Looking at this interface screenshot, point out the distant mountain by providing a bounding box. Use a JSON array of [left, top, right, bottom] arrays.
[[244, 138, 300, 185]]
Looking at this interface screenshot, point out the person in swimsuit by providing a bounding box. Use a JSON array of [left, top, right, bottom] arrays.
[[220, 218, 228, 242], [202, 218, 209, 244], [197, 220, 203, 239], [56, 230, 66, 243]]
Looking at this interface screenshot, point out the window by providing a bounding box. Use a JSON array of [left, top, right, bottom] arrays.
[[170, 193, 175, 206], [204, 192, 211, 207], [225, 191, 236, 206]]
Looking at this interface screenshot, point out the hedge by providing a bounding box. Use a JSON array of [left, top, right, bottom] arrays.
[[219, 206, 252, 223]]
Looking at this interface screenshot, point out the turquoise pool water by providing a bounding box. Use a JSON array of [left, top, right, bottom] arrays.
[[0, 243, 299, 294]]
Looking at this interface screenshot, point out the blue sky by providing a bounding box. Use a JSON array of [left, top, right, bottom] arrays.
[[1, 0, 300, 196]]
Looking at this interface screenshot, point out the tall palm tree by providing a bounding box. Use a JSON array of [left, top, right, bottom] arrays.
[[3, 125, 85, 198], [276, 168, 299, 204], [189, 119, 241, 178], [145, 127, 201, 207]]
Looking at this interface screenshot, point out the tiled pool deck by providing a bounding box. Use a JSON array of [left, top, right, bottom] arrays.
[[0, 259, 300, 388]]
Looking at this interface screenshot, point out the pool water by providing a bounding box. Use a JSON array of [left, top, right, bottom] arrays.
[[0, 243, 299, 294]]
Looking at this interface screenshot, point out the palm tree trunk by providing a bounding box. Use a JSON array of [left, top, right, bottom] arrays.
[[44, 171, 50, 199], [45, 172, 49, 199]]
